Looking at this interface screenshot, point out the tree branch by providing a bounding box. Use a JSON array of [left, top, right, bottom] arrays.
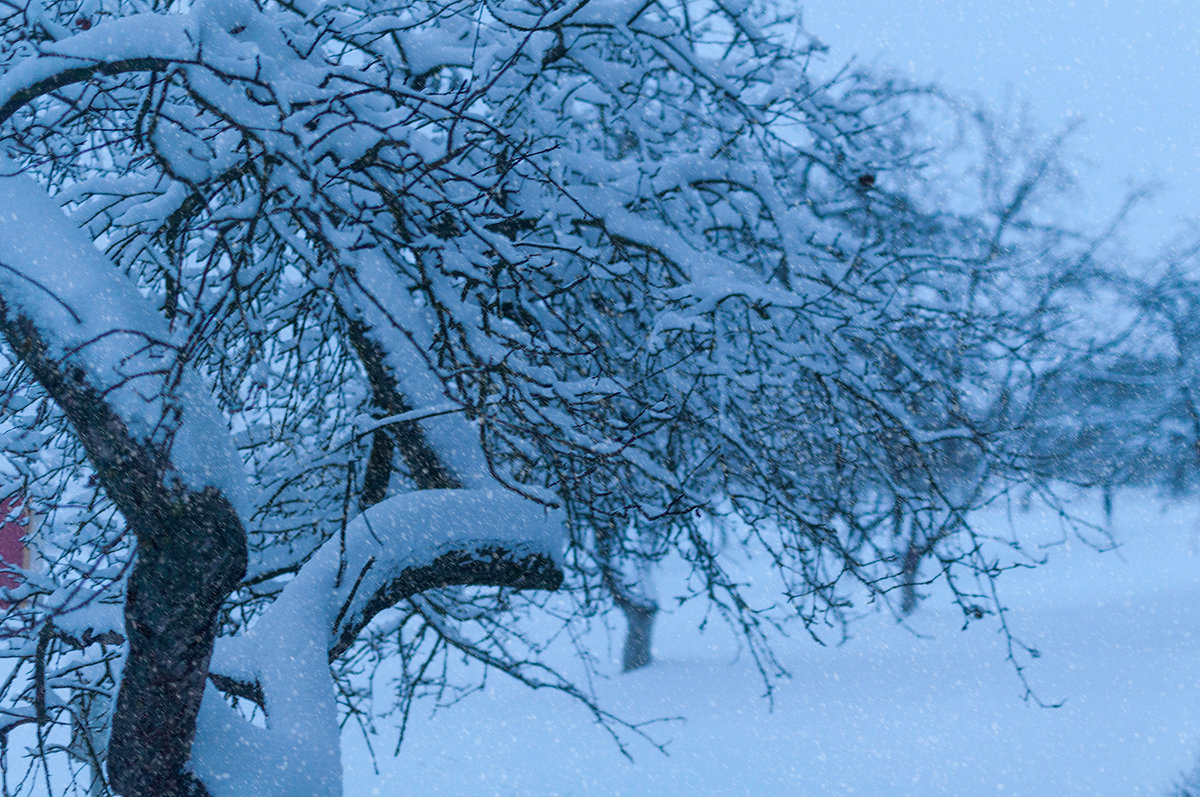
[[0, 57, 174, 127]]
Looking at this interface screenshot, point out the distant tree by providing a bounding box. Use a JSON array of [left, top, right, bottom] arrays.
[[1129, 252, 1200, 489], [0, 0, 1134, 794], [1020, 235, 1200, 509]]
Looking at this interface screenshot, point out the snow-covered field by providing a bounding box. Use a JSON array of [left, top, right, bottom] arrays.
[[345, 491, 1200, 795]]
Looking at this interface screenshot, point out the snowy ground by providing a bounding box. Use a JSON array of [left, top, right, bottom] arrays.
[[344, 491, 1200, 796]]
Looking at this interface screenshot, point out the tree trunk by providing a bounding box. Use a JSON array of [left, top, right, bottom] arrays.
[[594, 521, 658, 672], [108, 490, 246, 797], [346, 319, 461, 491], [619, 599, 657, 672]]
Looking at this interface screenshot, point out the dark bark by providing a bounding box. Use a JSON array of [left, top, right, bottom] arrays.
[[900, 541, 921, 616], [0, 311, 246, 797], [346, 319, 461, 491], [358, 428, 395, 510], [109, 489, 245, 797], [594, 521, 658, 672], [330, 546, 561, 661], [620, 601, 656, 672], [0, 57, 174, 126]]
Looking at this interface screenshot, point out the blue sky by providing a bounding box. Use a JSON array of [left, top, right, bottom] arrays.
[[805, 1, 1200, 251]]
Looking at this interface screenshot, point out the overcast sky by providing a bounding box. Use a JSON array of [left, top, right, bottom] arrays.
[[805, 1, 1200, 251]]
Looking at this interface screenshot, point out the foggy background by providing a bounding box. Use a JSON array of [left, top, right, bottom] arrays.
[[808, 1, 1200, 249]]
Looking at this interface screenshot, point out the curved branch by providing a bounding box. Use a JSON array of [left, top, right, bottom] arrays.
[[215, 489, 563, 679], [0, 56, 174, 127], [197, 490, 562, 795], [330, 543, 561, 661]]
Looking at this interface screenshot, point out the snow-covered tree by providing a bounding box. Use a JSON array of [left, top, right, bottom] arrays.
[[1013, 224, 1200, 510], [0, 0, 1123, 794]]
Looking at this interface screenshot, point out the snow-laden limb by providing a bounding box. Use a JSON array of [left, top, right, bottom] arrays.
[[338, 250, 508, 492], [0, 156, 248, 511], [0, 13, 186, 125], [0, 5, 202, 126], [195, 489, 564, 797], [0, 0, 319, 127]]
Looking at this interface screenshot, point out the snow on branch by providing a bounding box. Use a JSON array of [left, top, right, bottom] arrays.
[[0, 157, 249, 512], [0, 12, 192, 125], [0, 0, 314, 127], [327, 489, 564, 658], [338, 252, 513, 493], [196, 489, 563, 796]]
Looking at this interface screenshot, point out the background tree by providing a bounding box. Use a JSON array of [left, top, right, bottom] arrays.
[[1014, 229, 1200, 519]]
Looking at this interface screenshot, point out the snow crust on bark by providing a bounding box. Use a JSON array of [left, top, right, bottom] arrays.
[[193, 489, 564, 796], [0, 155, 250, 515]]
